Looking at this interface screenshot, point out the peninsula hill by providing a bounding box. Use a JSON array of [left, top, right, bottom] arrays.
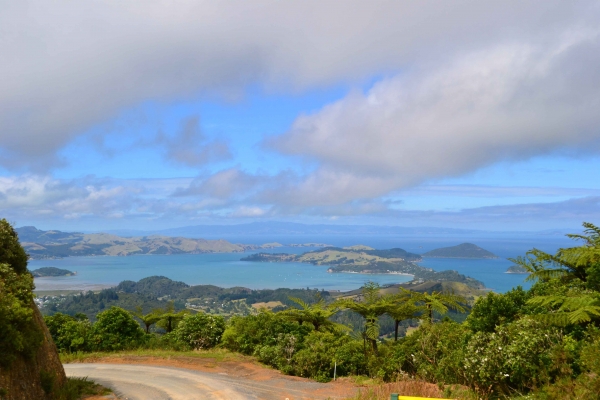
[[17, 226, 287, 259], [421, 243, 498, 259], [241, 247, 484, 289], [31, 267, 75, 277]]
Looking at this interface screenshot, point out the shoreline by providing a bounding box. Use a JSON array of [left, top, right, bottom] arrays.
[[328, 269, 414, 277]]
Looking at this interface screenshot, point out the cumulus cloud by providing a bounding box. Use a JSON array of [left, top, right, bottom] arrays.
[[271, 30, 600, 203], [1, 1, 597, 169], [1, 172, 598, 230]]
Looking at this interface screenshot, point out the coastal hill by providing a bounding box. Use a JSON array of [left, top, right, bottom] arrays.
[[242, 246, 484, 289], [422, 243, 498, 259], [506, 265, 529, 274], [16, 226, 283, 259], [31, 267, 75, 277]]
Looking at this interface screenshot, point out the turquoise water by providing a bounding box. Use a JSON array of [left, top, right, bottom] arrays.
[[30, 250, 412, 292], [30, 234, 573, 293], [417, 258, 530, 293]]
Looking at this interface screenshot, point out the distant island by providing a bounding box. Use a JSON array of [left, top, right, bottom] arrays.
[[422, 243, 498, 259], [31, 267, 75, 277], [16, 226, 324, 260], [242, 246, 484, 289], [506, 265, 529, 274]]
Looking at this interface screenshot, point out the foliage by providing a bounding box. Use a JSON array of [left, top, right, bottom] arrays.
[[279, 294, 341, 332], [54, 377, 112, 400], [45, 313, 91, 353], [511, 222, 600, 290], [173, 312, 225, 350], [89, 307, 144, 351], [462, 318, 565, 396], [388, 320, 470, 384], [336, 282, 390, 352], [293, 331, 366, 381], [466, 286, 530, 332], [0, 219, 29, 274], [222, 310, 311, 355], [134, 307, 163, 333], [0, 263, 42, 366], [155, 301, 189, 333], [0, 219, 43, 367], [398, 288, 467, 324], [527, 291, 600, 326]]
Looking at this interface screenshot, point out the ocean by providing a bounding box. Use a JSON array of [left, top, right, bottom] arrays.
[[31, 233, 576, 293]]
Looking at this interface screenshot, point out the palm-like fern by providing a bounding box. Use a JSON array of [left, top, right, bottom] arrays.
[[384, 295, 419, 340], [513, 222, 600, 326], [334, 282, 389, 352], [510, 222, 600, 288], [279, 294, 340, 332], [527, 293, 600, 326], [398, 288, 467, 323]]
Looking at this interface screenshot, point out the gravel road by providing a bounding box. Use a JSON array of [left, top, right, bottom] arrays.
[[64, 363, 346, 400]]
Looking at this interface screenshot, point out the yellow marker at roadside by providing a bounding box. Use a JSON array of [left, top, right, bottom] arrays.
[[391, 396, 448, 400]]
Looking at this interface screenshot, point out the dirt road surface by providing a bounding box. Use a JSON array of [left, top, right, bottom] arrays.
[[64, 363, 353, 400]]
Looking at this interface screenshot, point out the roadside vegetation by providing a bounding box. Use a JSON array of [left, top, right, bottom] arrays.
[[43, 222, 600, 398]]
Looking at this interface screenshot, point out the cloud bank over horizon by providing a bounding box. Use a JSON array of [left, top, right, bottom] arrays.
[[1, 1, 599, 230]]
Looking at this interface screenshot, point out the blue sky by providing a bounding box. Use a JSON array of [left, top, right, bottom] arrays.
[[1, 1, 600, 232]]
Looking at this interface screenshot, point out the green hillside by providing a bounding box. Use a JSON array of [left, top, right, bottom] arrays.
[[422, 243, 498, 259]]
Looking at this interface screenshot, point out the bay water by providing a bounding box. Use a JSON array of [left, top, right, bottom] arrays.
[[31, 233, 576, 293]]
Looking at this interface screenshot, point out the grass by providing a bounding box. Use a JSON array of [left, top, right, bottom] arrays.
[[55, 377, 111, 400], [60, 348, 251, 364]]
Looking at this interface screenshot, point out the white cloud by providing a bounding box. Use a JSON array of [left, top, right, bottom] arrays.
[[1, 1, 597, 169], [271, 31, 600, 203]]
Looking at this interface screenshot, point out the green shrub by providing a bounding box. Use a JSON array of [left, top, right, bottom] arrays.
[[389, 321, 470, 385], [45, 313, 91, 353], [89, 307, 144, 351], [466, 287, 530, 333], [173, 312, 225, 350], [222, 310, 311, 355], [293, 331, 365, 381], [462, 318, 563, 396]]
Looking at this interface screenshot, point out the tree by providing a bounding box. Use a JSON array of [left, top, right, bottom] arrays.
[[0, 219, 29, 274], [511, 222, 600, 326], [466, 286, 530, 332], [155, 301, 189, 333], [90, 307, 144, 351], [278, 294, 341, 332], [335, 282, 389, 352], [174, 312, 225, 349], [399, 288, 466, 323], [0, 219, 42, 366], [511, 222, 600, 290], [384, 295, 419, 341], [133, 306, 162, 333]]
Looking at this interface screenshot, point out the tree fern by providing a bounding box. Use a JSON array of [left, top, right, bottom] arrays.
[[527, 293, 600, 326]]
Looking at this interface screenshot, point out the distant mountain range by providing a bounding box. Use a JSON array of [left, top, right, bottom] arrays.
[[17, 225, 500, 262], [16, 226, 282, 259], [104, 221, 488, 237], [99, 222, 576, 238]]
